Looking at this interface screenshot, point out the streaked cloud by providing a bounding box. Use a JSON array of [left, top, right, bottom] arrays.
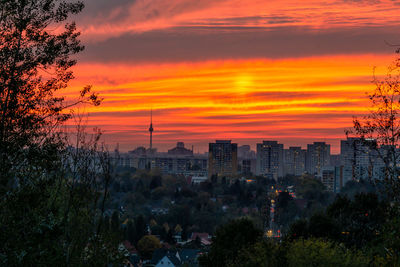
[[63, 55, 396, 153], [76, 0, 400, 41], [79, 26, 398, 63], [63, 1, 400, 152]]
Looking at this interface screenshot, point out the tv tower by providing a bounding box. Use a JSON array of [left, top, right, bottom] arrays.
[[149, 109, 154, 151]]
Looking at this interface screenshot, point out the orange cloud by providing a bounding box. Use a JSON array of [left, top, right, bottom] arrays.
[[79, 0, 400, 41], [60, 54, 395, 153]]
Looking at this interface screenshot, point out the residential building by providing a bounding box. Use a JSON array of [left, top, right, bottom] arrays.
[[321, 167, 335, 192], [256, 141, 284, 180], [306, 142, 331, 176], [283, 146, 306, 176], [340, 137, 381, 183], [208, 140, 238, 178]]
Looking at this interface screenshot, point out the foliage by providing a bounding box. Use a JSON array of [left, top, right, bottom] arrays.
[[286, 238, 369, 267], [350, 58, 400, 201], [287, 193, 388, 249], [228, 240, 281, 267], [137, 235, 162, 260], [0, 1, 122, 265], [274, 191, 299, 230], [0, 0, 100, 188], [199, 218, 263, 267]]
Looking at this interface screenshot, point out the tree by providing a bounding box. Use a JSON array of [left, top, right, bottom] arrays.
[[350, 58, 400, 201], [274, 191, 299, 230], [111, 211, 120, 233], [0, 0, 100, 189], [199, 218, 263, 267], [137, 235, 162, 260], [286, 238, 369, 267], [125, 219, 136, 244], [149, 175, 162, 190], [228, 240, 281, 267], [327, 193, 388, 248], [0, 1, 117, 265], [134, 215, 147, 245], [286, 193, 388, 250]]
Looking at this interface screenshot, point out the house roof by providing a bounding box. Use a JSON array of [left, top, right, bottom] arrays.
[[151, 249, 181, 266], [164, 254, 181, 266], [190, 233, 211, 245], [179, 249, 199, 263], [190, 232, 209, 240], [122, 240, 137, 254]]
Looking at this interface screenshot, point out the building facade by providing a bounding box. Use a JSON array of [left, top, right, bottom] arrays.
[[340, 137, 385, 184], [306, 142, 331, 176], [283, 146, 306, 176], [208, 140, 238, 178], [256, 141, 284, 180]]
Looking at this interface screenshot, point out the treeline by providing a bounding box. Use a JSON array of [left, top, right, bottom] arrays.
[[0, 1, 123, 265], [199, 192, 400, 266]]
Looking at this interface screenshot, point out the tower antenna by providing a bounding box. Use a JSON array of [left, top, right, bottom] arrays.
[[149, 108, 154, 151]]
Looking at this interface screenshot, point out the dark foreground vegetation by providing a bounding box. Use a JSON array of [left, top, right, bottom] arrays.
[[199, 192, 400, 266]]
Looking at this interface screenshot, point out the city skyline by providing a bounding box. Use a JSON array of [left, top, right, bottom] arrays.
[[112, 112, 351, 154], [113, 124, 359, 155], [62, 0, 400, 154]]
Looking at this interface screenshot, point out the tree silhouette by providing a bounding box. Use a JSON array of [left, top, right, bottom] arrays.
[[0, 1, 119, 265], [0, 0, 100, 190], [350, 56, 400, 202], [199, 218, 263, 267]]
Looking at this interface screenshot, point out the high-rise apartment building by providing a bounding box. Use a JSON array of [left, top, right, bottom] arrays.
[[306, 142, 331, 176], [256, 141, 284, 180], [321, 167, 335, 192], [340, 137, 383, 183], [208, 140, 238, 178], [283, 146, 306, 176]]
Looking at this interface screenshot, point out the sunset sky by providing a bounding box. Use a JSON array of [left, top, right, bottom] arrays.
[[65, 0, 400, 154]]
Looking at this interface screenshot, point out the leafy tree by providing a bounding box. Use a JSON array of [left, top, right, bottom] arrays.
[[328, 193, 388, 248], [0, 0, 100, 190], [199, 218, 263, 267], [286, 219, 309, 241], [340, 179, 377, 199], [134, 215, 147, 245], [228, 240, 281, 267], [287, 193, 388, 250], [308, 213, 339, 240], [165, 229, 175, 244], [174, 224, 182, 234], [137, 235, 162, 260], [0, 1, 122, 265], [125, 219, 136, 244], [286, 213, 339, 242], [149, 175, 162, 190], [296, 176, 326, 201], [372, 214, 400, 265], [150, 186, 166, 200], [350, 58, 400, 201], [274, 191, 299, 230], [286, 238, 369, 267], [111, 211, 120, 233]]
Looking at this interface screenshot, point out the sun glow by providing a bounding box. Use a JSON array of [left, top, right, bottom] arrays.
[[60, 54, 395, 153], [234, 74, 253, 94]]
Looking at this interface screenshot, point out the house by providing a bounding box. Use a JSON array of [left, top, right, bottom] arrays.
[[122, 241, 141, 267], [173, 232, 182, 243], [190, 233, 211, 246], [122, 240, 137, 255], [177, 249, 199, 266], [151, 249, 181, 267]]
